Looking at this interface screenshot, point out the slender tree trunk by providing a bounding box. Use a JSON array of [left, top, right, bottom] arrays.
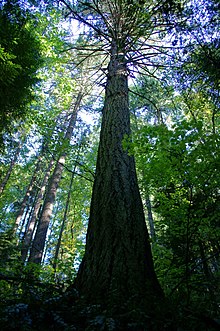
[[21, 159, 54, 262], [28, 93, 82, 264], [75, 43, 163, 310], [146, 194, 156, 239], [15, 154, 43, 231], [53, 169, 75, 272], [18, 187, 40, 239], [41, 200, 61, 265], [210, 241, 220, 272], [28, 155, 66, 263]]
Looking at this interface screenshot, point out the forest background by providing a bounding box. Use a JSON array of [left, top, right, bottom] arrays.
[[0, 0, 219, 330]]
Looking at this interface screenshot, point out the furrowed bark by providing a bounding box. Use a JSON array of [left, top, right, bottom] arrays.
[[74, 43, 163, 310]]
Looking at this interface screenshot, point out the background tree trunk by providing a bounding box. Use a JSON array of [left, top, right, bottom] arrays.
[[15, 154, 43, 231], [28, 93, 82, 264], [53, 168, 75, 272], [146, 195, 156, 240], [21, 158, 54, 262]]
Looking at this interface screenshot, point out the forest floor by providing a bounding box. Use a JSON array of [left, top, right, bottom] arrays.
[[0, 280, 219, 331]]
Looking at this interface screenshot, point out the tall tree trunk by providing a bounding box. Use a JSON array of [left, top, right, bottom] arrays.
[[53, 169, 75, 272], [146, 194, 156, 240], [28, 93, 82, 264], [15, 154, 43, 231], [75, 43, 163, 311], [21, 159, 54, 262], [28, 155, 66, 264], [18, 187, 39, 239]]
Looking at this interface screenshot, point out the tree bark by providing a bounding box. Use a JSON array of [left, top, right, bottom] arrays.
[[146, 195, 156, 239], [28, 155, 66, 264], [15, 154, 43, 231], [28, 93, 82, 264], [74, 43, 163, 310], [21, 159, 54, 262], [53, 168, 75, 272]]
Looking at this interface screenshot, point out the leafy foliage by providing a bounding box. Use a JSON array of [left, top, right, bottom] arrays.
[[126, 83, 220, 329], [0, 0, 43, 150]]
